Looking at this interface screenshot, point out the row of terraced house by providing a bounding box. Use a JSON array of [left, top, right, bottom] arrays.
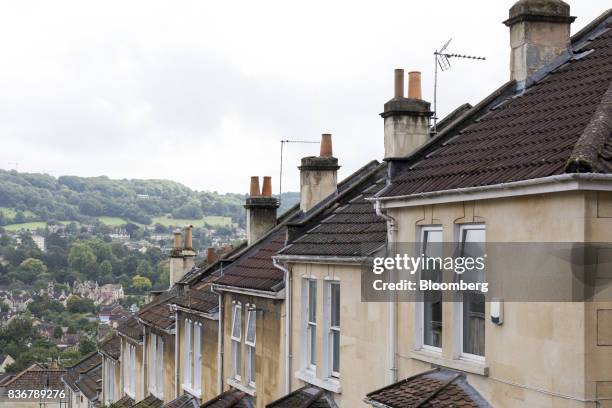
[[63, 2, 612, 407]]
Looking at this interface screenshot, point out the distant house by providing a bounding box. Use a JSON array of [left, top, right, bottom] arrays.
[[98, 304, 127, 325], [62, 353, 102, 408], [0, 355, 15, 374], [0, 363, 66, 408], [31, 235, 46, 252]]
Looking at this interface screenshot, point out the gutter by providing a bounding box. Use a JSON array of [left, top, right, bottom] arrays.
[[212, 288, 224, 395], [273, 254, 371, 265], [374, 200, 398, 384], [273, 258, 292, 395], [370, 173, 612, 208], [212, 284, 285, 299], [171, 304, 219, 321]]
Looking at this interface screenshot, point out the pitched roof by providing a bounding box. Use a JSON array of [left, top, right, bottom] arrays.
[[171, 284, 219, 314], [213, 160, 383, 292], [266, 385, 337, 408], [280, 163, 387, 257], [137, 288, 179, 331], [63, 352, 102, 392], [2, 364, 66, 391], [378, 12, 612, 199], [162, 393, 200, 408], [201, 389, 255, 408], [74, 364, 102, 401], [133, 394, 164, 408], [99, 333, 121, 360], [113, 394, 135, 407], [364, 369, 491, 408], [117, 315, 143, 341]]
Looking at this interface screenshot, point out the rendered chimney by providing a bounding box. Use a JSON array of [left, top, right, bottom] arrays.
[[504, 0, 575, 83], [182, 225, 196, 273], [299, 133, 340, 212], [244, 176, 279, 245], [169, 229, 184, 287], [381, 69, 432, 159]]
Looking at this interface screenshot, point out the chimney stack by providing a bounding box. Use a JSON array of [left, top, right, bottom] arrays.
[[207, 247, 217, 264], [169, 226, 196, 287], [245, 176, 279, 245], [183, 225, 195, 272], [173, 229, 182, 250], [381, 69, 432, 159], [299, 133, 340, 212], [504, 0, 575, 83]]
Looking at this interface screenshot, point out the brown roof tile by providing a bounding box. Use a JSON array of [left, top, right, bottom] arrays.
[[99, 333, 121, 360], [365, 369, 490, 408], [138, 289, 179, 331], [75, 364, 102, 401], [201, 389, 255, 408], [133, 394, 164, 408], [117, 315, 143, 341], [379, 15, 612, 199], [266, 385, 336, 408], [3, 364, 66, 391], [63, 352, 101, 392], [162, 393, 199, 408], [113, 394, 135, 407]]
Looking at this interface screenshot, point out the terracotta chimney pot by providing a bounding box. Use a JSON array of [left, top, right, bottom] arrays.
[[249, 176, 261, 196], [394, 69, 404, 98], [184, 225, 193, 249], [173, 229, 182, 250], [408, 71, 422, 100], [207, 247, 217, 264], [262, 176, 273, 197], [320, 133, 333, 157]]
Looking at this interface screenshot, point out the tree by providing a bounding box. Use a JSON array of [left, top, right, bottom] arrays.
[[66, 296, 95, 314], [18, 258, 47, 284], [52, 326, 63, 339], [99, 260, 113, 281], [136, 260, 153, 279], [68, 242, 97, 275], [131, 275, 152, 292], [0, 300, 8, 313], [78, 338, 96, 355]]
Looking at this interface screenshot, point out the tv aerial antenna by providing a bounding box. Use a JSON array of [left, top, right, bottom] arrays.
[[433, 38, 486, 134], [279, 139, 318, 206]]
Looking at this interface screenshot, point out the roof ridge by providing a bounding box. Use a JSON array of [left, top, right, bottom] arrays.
[[565, 79, 612, 173]]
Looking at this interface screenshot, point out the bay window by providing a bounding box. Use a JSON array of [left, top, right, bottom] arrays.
[[458, 224, 486, 359], [182, 318, 202, 395], [193, 322, 202, 394], [245, 307, 256, 387], [148, 333, 164, 398], [305, 279, 317, 371], [183, 319, 192, 388], [328, 281, 340, 378], [123, 343, 136, 397], [420, 226, 443, 350], [231, 302, 242, 379]]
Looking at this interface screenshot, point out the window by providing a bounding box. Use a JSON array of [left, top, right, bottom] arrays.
[[245, 307, 256, 387], [184, 319, 192, 388], [305, 279, 317, 371], [458, 225, 486, 359], [182, 318, 202, 396], [328, 282, 340, 378], [148, 334, 157, 395], [193, 322, 202, 394], [231, 303, 242, 379], [105, 359, 115, 404], [123, 343, 136, 397], [420, 227, 443, 350]]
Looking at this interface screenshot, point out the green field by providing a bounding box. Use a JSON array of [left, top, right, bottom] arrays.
[[3, 220, 77, 232], [0, 207, 37, 219], [151, 215, 232, 228], [98, 216, 130, 226]]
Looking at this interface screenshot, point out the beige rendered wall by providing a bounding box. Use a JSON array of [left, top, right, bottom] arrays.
[[289, 262, 389, 407], [176, 311, 219, 403], [222, 293, 285, 408], [387, 191, 612, 407]]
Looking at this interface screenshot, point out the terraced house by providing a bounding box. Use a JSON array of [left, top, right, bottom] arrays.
[[78, 1, 612, 407]]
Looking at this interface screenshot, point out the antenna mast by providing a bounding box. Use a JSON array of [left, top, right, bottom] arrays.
[[433, 38, 486, 134]]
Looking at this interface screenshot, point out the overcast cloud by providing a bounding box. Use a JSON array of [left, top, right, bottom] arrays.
[[0, 1, 607, 193]]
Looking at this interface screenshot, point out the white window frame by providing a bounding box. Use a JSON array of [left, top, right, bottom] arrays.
[[193, 322, 202, 395], [148, 333, 157, 396], [156, 335, 164, 398], [304, 279, 317, 372], [123, 343, 136, 398], [183, 319, 192, 389], [231, 302, 242, 380], [326, 281, 340, 379], [456, 224, 486, 362], [416, 226, 444, 353], [245, 306, 256, 388]]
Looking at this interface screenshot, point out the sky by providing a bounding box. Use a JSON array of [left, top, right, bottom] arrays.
[[0, 1, 608, 194]]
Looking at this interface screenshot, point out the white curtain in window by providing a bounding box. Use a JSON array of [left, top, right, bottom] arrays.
[[193, 323, 201, 393], [184, 319, 192, 388]]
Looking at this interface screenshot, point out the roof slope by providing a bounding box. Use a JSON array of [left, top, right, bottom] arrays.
[[133, 394, 164, 408], [74, 364, 102, 401], [162, 393, 200, 408], [266, 385, 337, 408], [99, 333, 121, 360], [3, 364, 65, 391], [280, 163, 387, 257], [63, 352, 101, 392], [201, 389, 255, 408], [364, 369, 491, 408], [138, 288, 179, 331], [379, 13, 612, 198], [117, 315, 143, 341]]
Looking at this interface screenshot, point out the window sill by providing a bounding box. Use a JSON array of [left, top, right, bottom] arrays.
[[295, 370, 342, 394], [181, 384, 201, 398], [227, 378, 256, 397], [409, 349, 488, 376]]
